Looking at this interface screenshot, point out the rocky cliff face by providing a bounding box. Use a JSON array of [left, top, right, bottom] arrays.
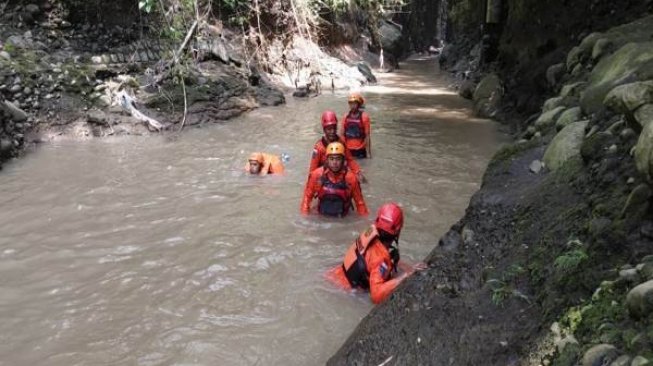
[[415, 0, 652, 119], [330, 10, 653, 366]]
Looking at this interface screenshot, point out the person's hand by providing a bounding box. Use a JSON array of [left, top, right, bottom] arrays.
[[412, 262, 428, 271]]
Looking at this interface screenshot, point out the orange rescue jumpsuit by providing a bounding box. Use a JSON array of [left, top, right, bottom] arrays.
[[327, 225, 402, 304], [341, 111, 371, 157], [300, 166, 368, 216], [308, 137, 361, 175], [245, 153, 285, 175]]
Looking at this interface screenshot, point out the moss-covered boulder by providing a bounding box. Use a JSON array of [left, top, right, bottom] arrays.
[[592, 38, 613, 61], [567, 32, 603, 70], [626, 280, 653, 319], [556, 107, 583, 131], [580, 42, 653, 114], [473, 73, 503, 118], [535, 106, 566, 130], [547, 63, 566, 87], [604, 81, 653, 117], [631, 356, 651, 366], [634, 115, 653, 181], [610, 355, 633, 366], [594, 14, 653, 53], [473, 73, 502, 102], [635, 104, 653, 128], [544, 97, 565, 112], [561, 82, 587, 98], [581, 344, 618, 366], [544, 121, 588, 170]]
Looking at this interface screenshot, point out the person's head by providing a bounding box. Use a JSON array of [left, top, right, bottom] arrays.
[[248, 152, 264, 174], [375, 203, 404, 246], [347, 92, 364, 112], [321, 110, 338, 142], [325, 142, 345, 173]]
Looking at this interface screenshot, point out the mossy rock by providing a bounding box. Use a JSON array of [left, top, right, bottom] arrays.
[[556, 107, 583, 131], [635, 104, 653, 128], [581, 344, 619, 366], [544, 97, 566, 112], [597, 14, 653, 52], [631, 355, 651, 366], [544, 121, 589, 171], [604, 81, 653, 116], [634, 115, 653, 181], [592, 38, 613, 61], [535, 106, 566, 131], [580, 42, 653, 114], [473, 73, 502, 102], [626, 280, 653, 319], [561, 82, 588, 98], [610, 355, 633, 366], [566, 33, 603, 70]]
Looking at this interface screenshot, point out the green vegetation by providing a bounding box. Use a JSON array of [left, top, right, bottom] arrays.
[[488, 264, 530, 306], [553, 241, 588, 275]]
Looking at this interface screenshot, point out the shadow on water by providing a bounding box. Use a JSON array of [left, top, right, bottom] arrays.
[[0, 55, 505, 365]]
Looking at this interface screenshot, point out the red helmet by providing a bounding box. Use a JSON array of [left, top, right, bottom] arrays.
[[375, 203, 404, 236], [321, 110, 338, 129]]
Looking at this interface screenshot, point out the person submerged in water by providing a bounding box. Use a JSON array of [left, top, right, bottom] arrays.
[[326, 202, 427, 303], [246, 152, 285, 175], [301, 142, 368, 217], [341, 92, 371, 159], [309, 110, 365, 182]]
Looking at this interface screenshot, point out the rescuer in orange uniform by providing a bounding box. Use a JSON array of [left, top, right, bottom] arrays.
[[246, 152, 285, 175], [341, 92, 371, 159], [301, 142, 368, 217], [309, 110, 365, 181], [326, 203, 427, 304]]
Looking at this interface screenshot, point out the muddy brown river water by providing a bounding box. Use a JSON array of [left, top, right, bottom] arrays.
[[0, 56, 505, 365]]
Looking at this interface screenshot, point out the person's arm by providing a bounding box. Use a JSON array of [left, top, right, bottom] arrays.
[[301, 170, 319, 214], [308, 145, 322, 173], [259, 159, 272, 175], [368, 253, 403, 304], [363, 113, 372, 158], [348, 173, 368, 216], [339, 113, 347, 140], [344, 147, 361, 175]]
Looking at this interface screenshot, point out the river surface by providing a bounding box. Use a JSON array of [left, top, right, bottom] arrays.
[[0, 56, 504, 365]]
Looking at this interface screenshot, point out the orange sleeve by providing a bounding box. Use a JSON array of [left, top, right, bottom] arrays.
[[308, 143, 322, 174], [301, 169, 320, 214], [347, 172, 368, 215], [344, 147, 361, 174], [367, 247, 400, 304]]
